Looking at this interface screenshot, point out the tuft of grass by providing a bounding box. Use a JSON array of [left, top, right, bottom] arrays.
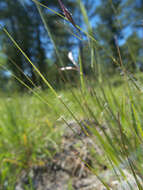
[[1, 1, 143, 189]]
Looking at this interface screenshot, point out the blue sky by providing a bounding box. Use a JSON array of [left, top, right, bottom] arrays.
[[1, 0, 141, 60], [1, 0, 143, 77], [19, 0, 134, 43], [16, 0, 138, 61]]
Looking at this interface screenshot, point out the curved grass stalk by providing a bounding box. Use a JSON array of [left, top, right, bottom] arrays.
[[31, 0, 119, 66], [1, 26, 57, 97], [0, 25, 93, 137], [0, 63, 52, 108], [35, 2, 64, 67], [31, 0, 65, 19], [35, 2, 83, 89], [7, 56, 37, 88], [77, 0, 96, 69]]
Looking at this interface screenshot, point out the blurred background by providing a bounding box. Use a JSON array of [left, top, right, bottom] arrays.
[[0, 0, 143, 92]]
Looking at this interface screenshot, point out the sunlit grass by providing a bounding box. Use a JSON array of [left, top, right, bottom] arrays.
[[1, 0, 143, 189], [0, 73, 143, 188]]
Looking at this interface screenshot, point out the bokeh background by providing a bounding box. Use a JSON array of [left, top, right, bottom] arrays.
[[0, 0, 143, 91]]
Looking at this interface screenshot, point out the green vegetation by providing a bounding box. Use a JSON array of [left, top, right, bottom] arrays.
[[0, 0, 143, 189], [1, 73, 143, 189]]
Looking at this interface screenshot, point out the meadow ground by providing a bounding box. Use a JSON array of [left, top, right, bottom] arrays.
[[1, 73, 143, 189], [1, 1, 143, 189]]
